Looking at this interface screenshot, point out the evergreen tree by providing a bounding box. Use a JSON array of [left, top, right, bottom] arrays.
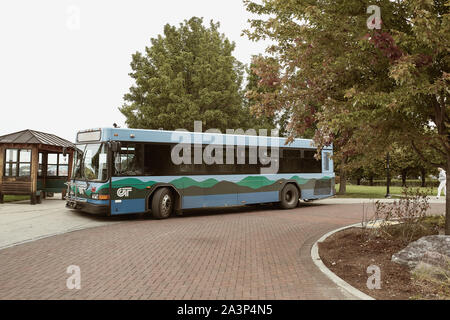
[[120, 17, 249, 132]]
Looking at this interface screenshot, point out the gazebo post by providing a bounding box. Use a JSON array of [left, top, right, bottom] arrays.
[[0, 144, 3, 204], [42, 151, 47, 199], [30, 145, 39, 205], [63, 150, 74, 200]]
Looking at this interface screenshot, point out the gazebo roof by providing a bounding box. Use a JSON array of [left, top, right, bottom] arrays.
[[0, 129, 75, 149]]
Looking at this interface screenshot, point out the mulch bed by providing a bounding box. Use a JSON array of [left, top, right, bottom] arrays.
[[318, 227, 443, 300]]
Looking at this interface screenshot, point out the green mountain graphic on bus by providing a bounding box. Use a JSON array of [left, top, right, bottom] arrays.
[[111, 178, 157, 189], [109, 175, 331, 191], [236, 176, 275, 189], [170, 177, 219, 189]]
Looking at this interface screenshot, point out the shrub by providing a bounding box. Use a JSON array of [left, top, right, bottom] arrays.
[[371, 187, 435, 244]]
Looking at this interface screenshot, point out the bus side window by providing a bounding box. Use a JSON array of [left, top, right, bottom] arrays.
[[115, 144, 143, 176], [324, 152, 330, 171], [132, 144, 144, 175], [144, 144, 174, 176], [143, 144, 152, 175], [279, 148, 302, 173], [144, 144, 160, 175], [302, 150, 322, 173], [114, 152, 122, 175]]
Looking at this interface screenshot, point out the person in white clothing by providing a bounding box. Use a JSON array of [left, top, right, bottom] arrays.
[[436, 167, 446, 199]]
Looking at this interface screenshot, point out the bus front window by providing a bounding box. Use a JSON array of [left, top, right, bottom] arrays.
[[72, 144, 85, 179], [73, 143, 108, 181], [83, 143, 108, 181]]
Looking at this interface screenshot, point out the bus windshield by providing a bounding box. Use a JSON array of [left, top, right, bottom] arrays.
[[73, 143, 108, 181]]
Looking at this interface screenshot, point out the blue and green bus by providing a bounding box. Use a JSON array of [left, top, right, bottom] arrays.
[[66, 127, 334, 218]]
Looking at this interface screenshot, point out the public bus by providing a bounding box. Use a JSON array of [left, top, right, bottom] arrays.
[[65, 127, 334, 218]]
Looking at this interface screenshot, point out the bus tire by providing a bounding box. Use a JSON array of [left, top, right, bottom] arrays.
[[280, 184, 299, 209], [151, 188, 174, 219]]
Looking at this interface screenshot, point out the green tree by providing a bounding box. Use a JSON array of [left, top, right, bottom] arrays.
[[244, 0, 449, 233], [388, 144, 436, 187], [245, 56, 291, 136], [120, 17, 250, 132], [244, 0, 397, 194], [347, 0, 449, 231]]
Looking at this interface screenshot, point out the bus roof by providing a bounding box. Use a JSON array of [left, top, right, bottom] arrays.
[[76, 127, 332, 150]]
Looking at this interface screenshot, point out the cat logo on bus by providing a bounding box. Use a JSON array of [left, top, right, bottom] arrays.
[[117, 187, 133, 198]]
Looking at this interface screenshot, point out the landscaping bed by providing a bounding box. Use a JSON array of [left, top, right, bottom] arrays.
[[319, 216, 449, 300]]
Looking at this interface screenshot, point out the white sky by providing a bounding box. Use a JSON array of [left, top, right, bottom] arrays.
[[0, 0, 270, 142]]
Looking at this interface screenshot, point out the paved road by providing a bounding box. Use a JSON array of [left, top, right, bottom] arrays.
[[0, 200, 445, 299]]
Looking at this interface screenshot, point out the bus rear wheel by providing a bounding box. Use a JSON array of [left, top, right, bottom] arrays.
[[280, 184, 299, 209], [151, 188, 174, 219]]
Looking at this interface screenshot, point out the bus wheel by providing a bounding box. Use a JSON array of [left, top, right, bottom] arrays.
[[151, 188, 174, 219], [280, 184, 299, 209]]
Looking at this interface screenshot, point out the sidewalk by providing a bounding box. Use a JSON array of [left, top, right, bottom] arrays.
[[0, 196, 118, 249]]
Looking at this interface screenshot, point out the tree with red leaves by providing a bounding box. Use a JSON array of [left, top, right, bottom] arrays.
[[244, 0, 449, 233]]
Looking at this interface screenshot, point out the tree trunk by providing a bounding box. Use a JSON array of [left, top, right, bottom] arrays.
[[338, 155, 348, 195], [401, 169, 407, 187], [420, 167, 426, 187], [356, 177, 361, 185], [369, 176, 374, 186], [338, 168, 347, 194], [446, 158, 450, 235]]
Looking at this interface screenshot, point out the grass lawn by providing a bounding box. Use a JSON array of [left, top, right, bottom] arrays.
[[335, 184, 438, 199], [2, 195, 30, 203]]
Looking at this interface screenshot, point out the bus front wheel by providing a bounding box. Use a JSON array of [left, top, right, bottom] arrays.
[[280, 184, 299, 209], [151, 188, 174, 219]]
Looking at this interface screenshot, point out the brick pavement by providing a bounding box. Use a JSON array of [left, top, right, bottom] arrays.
[[0, 202, 445, 299]]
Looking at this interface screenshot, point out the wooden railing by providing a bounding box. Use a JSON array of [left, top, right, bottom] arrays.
[[0, 180, 41, 204], [1, 181, 32, 195]]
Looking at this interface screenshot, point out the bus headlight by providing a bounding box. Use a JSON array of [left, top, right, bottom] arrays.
[[91, 193, 99, 200]]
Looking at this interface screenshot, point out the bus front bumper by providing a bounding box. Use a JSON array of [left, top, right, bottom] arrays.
[[66, 199, 109, 215]]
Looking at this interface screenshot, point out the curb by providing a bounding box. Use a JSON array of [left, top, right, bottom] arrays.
[[311, 223, 376, 300]]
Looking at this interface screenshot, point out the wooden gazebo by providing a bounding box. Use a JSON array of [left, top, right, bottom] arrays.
[[0, 129, 75, 204]]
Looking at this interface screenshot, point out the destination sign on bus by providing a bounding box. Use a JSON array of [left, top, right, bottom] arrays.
[[77, 130, 101, 142]]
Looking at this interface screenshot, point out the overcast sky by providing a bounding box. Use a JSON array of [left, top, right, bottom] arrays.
[[0, 0, 270, 142]]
